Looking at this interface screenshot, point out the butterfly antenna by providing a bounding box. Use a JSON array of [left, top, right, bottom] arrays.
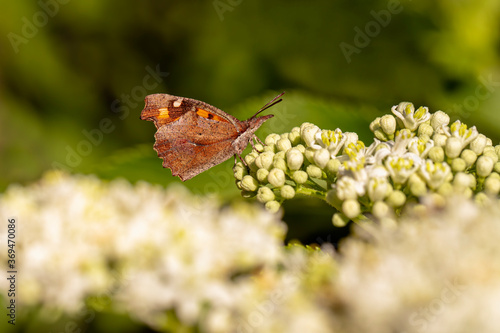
[[251, 92, 285, 118]]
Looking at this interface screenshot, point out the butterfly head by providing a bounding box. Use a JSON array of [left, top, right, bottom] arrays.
[[246, 113, 274, 129]]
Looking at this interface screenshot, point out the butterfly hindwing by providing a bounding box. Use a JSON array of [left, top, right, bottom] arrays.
[[152, 111, 239, 180]]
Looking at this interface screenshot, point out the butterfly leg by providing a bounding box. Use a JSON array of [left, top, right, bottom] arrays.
[[235, 154, 248, 166], [234, 153, 252, 173], [255, 135, 265, 146], [250, 135, 265, 153]]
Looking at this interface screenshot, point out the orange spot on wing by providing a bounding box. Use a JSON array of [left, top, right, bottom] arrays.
[[157, 107, 170, 119], [196, 108, 228, 122]]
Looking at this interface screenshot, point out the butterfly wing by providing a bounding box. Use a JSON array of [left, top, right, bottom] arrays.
[[141, 94, 242, 128], [141, 94, 191, 128], [142, 94, 252, 180], [153, 111, 239, 180]]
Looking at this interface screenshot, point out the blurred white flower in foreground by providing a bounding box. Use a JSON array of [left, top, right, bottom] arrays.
[[0, 171, 287, 330], [332, 196, 500, 333], [4, 171, 500, 333]]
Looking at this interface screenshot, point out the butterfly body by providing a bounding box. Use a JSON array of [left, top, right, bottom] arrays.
[[141, 93, 281, 181]]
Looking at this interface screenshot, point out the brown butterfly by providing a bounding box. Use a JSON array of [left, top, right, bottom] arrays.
[[140, 92, 284, 181]]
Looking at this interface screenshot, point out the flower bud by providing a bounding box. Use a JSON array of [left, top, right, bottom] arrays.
[[272, 157, 287, 171], [233, 162, 247, 180], [292, 170, 308, 184], [300, 122, 313, 132], [342, 199, 361, 219], [380, 115, 396, 135], [418, 134, 431, 143], [495, 145, 500, 158], [483, 146, 495, 154], [265, 133, 281, 146], [286, 148, 304, 170], [477, 156, 494, 177], [263, 144, 276, 153], [409, 179, 427, 197], [276, 138, 292, 152], [301, 124, 320, 147], [495, 162, 500, 174], [304, 148, 316, 163], [256, 186, 275, 203], [369, 117, 381, 132], [332, 213, 349, 227], [280, 185, 296, 199], [265, 200, 281, 213], [374, 129, 388, 141], [289, 130, 302, 146], [275, 151, 286, 159], [475, 192, 491, 206], [244, 153, 257, 166], [437, 182, 453, 196], [483, 150, 499, 164], [255, 151, 274, 170], [256, 169, 269, 183], [386, 190, 406, 208], [344, 132, 359, 147], [468, 173, 477, 189], [326, 158, 341, 175], [430, 111, 450, 130], [444, 137, 463, 158], [313, 148, 330, 168], [486, 175, 500, 195], [453, 172, 472, 189], [432, 134, 448, 147], [470, 134, 487, 155], [372, 201, 391, 219], [295, 144, 306, 153], [418, 123, 434, 138], [268, 168, 286, 187], [428, 146, 445, 163], [241, 175, 259, 192], [307, 165, 323, 179], [451, 158, 466, 172], [460, 149, 477, 167]]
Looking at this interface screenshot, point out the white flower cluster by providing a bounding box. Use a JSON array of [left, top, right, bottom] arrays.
[[330, 196, 500, 333], [234, 102, 500, 225], [2, 172, 500, 332], [0, 171, 287, 331]]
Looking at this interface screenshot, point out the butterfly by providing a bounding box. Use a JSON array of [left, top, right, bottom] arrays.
[[140, 92, 284, 181]]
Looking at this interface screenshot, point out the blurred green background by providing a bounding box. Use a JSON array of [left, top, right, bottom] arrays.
[[2, 0, 500, 207], [2, 1, 500, 331]]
